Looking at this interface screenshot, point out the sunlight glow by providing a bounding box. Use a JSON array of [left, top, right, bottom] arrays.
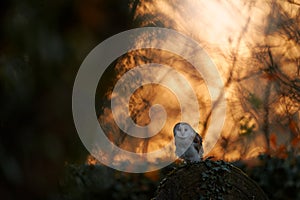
[[91, 0, 300, 167]]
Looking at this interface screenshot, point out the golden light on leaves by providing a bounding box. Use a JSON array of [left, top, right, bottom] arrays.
[[89, 0, 300, 167]]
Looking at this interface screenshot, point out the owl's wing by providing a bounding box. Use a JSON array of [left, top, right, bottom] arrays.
[[193, 133, 203, 154]]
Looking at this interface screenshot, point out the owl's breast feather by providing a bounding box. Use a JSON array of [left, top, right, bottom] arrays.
[[175, 136, 194, 154]]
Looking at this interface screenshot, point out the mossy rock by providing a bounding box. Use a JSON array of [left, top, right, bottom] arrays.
[[154, 160, 269, 200]]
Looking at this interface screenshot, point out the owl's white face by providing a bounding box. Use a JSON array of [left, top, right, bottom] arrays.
[[173, 123, 194, 139]]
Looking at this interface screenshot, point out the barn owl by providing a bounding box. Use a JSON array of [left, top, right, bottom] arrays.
[[173, 122, 204, 162]]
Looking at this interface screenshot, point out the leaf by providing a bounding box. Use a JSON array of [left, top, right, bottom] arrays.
[[277, 145, 288, 159], [289, 120, 300, 136], [291, 136, 300, 148], [270, 133, 277, 149], [261, 72, 277, 81], [247, 93, 262, 109]]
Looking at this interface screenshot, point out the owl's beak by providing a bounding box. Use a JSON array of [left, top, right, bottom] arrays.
[[178, 129, 185, 137]]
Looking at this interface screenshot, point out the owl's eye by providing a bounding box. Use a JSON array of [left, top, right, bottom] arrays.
[[184, 128, 187, 131]]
